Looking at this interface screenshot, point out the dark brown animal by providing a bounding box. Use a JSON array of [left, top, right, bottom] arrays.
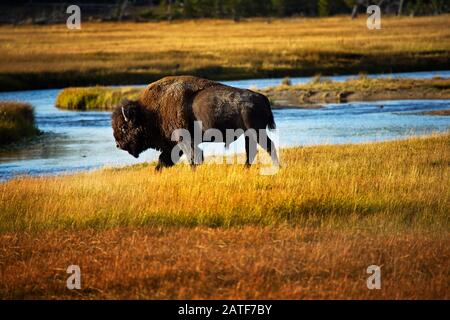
[[112, 75, 279, 171]]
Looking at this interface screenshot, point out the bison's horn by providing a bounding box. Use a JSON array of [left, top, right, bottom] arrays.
[[121, 106, 128, 122]]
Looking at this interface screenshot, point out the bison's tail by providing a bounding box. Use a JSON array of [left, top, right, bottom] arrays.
[[267, 110, 276, 130], [263, 95, 276, 130]]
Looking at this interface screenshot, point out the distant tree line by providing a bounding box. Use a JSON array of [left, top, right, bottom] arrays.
[[0, 0, 448, 24], [142, 0, 448, 20]]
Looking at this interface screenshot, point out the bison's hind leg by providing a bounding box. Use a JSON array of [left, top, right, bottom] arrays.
[[191, 144, 204, 169], [256, 129, 280, 168], [258, 130, 280, 167], [244, 128, 279, 169]]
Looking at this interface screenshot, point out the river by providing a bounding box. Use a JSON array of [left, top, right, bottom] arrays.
[[0, 71, 449, 181]]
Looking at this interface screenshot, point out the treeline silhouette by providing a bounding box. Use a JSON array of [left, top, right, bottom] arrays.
[[150, 0, 448, 20], [0, 0, 448, 24]]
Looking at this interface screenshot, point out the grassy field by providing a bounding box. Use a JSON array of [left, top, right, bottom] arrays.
[[55, 77, 450, 110], [0, 134, 449, 299], [0, 15, 449, 91], [0, 102, 39, 145]]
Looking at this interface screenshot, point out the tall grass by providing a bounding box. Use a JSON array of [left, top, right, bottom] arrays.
[[1, 134, 448, 233], [1, 226, 448, 299], [55, 87, 141, 110], [0, 101, 39, 145], [0, 15, 449, 91]]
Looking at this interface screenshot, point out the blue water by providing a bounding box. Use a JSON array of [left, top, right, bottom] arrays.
[[0, 71, 449, 180], [224, 70, 450, 89]]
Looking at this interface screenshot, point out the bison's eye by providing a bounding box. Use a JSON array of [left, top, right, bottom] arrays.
[[121, 127, 126, 133]]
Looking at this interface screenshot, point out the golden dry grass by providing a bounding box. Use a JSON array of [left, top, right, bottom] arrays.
[[0, 227, 448, 299], [0, 15, 449, 90], [0, 134, 448, 299], [0, 134, 449, 232], [55, 86, 141, 110]]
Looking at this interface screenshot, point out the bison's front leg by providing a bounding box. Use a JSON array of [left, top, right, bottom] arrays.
[[155, 149, 176, 171], [191, 144, 204, 168], [178, 141, 203, 169]]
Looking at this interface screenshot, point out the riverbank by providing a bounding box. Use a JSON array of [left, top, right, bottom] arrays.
[[417, 109, 450, 116], [0, 102, 39, 145], [1, 134, 448, 298], [266, 77, 450, 107], [55, 77, 450, 110], [1, 15, 449, 92]]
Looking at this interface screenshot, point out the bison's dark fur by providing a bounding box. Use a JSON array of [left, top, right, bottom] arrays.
[[112, 76, 279, 171]]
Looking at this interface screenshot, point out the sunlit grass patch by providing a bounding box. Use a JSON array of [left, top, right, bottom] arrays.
[[0, 134, 448, 233], [55, 86, 141, 110]]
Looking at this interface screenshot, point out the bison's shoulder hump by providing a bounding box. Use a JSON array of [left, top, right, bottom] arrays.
[[140, 76, 219, 108], [138, 76, 219, 138]]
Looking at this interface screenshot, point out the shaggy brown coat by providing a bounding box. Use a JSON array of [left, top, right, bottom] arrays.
[[112, 75, 278, 170]]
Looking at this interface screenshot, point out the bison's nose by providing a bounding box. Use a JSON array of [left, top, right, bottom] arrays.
[[116, 143, 120, 148]]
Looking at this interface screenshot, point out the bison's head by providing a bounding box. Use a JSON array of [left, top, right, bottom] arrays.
[[112, 100, 147, 158]]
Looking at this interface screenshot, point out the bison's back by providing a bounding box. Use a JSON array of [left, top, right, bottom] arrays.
[[192, 85, 275, 132]]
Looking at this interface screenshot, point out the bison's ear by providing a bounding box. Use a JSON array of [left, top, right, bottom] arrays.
[[121, 101, 141, 124]]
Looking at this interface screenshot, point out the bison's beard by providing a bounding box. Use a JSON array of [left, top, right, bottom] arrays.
[[131, 151, 140, 158]]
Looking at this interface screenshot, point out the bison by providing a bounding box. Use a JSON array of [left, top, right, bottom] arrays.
[[112, 76, 279, 171]]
